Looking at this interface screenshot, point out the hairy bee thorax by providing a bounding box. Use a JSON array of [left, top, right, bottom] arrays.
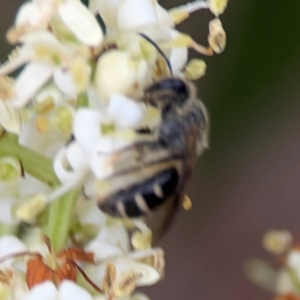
[[96, 78, 209, 219], [144, 78, 209, 155]]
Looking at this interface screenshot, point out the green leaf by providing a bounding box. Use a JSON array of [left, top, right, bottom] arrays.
[[0, 132, 59, 187], [44, 188, 80, 252]]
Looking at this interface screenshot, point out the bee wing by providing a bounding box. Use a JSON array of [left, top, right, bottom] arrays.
[[145, 125, 201, 244], [97, 142, 181, 202]]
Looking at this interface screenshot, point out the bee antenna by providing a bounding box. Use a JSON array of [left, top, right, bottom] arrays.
[[138, 32, 173, 76]]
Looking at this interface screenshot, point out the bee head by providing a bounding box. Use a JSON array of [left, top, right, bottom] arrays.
[[143, 78, 190, 113]]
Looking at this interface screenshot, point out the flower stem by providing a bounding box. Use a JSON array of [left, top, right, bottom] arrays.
[[0, 132, 59, 187], [44, 188, 80, 252], [0, 132, 80, 251], [169, 0, 208, 14]]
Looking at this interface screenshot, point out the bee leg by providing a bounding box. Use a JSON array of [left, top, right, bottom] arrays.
[[97, 168, 179, 218]]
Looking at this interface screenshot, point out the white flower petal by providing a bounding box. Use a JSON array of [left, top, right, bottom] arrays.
[[0, 101, 20, 134], [116, 259, 160, 286], [93, 131, 136, 154], [53, 145, 88, 183], [0, 236, 27, 262], [19, 121, 42, 152], [11, 274, 29, 300], [287, 250, 300, 279], [86, 239, 123, 261], [59, 280, 93, 300], [12, 62, 53, 108], [169, 46, 188, 74], [16, 2, 45, 27], [132, 293, 151, 300], [276, 269, 298, 294], [169, 30, 188, 74], [73, 108, 104, 153], [89, 151, 114, 179], [108, 94, 145, 129], [90, 0, 121, 28], [19, 120, 68, 158], [58, 1, 103, 46], [86, 87, 106, 110], [0, 198, 18, 225], [154, 4, 174, 27], [0, 46, 33, 76], [66, 141, 89, 171], [95, 50, 150, 100], [22, 281, 57, 300], [93, 295, 107, 300], [96, 223, 130, 253], [53, 67, 76, 97], [36, 84, 63, 104], [78, 197, 107, 228], [117, 0, 157, 30]]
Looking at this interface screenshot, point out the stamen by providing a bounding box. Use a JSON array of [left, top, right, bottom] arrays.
[[45, 169, 88, 204], [138, 33, 173, 76], [169, 0, 209, 15], [0, 251, 41, 265], [69, 260, 103, 294]]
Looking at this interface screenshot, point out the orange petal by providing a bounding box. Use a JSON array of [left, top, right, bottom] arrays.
[[58, 248, 94, 263], [55, 261, 77, 286], [26, 256, 53, 289]]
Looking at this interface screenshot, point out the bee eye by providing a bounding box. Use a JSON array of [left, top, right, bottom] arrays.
[[146, 78, 189, 98], [144, 78, 190, 109]]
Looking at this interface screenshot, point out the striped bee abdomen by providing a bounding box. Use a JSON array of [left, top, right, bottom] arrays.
[[97, 168, 179, 218]]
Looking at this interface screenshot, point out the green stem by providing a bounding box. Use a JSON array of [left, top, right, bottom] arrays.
[[0, 132, 81, 251], [0, 132, 59, 187], [44, 188, 80, 252]]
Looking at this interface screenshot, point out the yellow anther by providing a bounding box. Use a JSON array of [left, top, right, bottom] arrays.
[[15, 194, 46, 222], [131, 229, 152, 250], [35, 115, 49, 133], [170, 10, 190, 25], [103, 262, 116, 294], [209, 0, 228, 16], [184, 59, 207, 80], [114, 272, 140, 298], [182, 195, 193, 211], [208, 18, 226, 54], [171, 33, 193, 48], [34, 97, 55, 114]]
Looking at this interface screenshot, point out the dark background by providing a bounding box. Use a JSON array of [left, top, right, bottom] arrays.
[[1, 1, 300, 299]]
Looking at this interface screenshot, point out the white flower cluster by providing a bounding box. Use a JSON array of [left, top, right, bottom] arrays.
[[0, 0, 228, 298], [0, 205, 163, 299], [0, 0, 228, 220], [246, 230, 300, 300]]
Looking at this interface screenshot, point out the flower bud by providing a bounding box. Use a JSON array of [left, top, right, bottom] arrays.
[[263, 230, 293, 254], [209, 0, 228, 16], [94, 50, 150, 101], [0, 157, 22, 183], [184, 59, 207, 80], [208, 18, 226, 54]]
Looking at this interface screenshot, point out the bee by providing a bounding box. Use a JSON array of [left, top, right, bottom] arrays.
[[96, 77, 209, 239]]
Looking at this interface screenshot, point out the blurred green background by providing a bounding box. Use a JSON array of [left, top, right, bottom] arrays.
[[1, 0, 300, 299]]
